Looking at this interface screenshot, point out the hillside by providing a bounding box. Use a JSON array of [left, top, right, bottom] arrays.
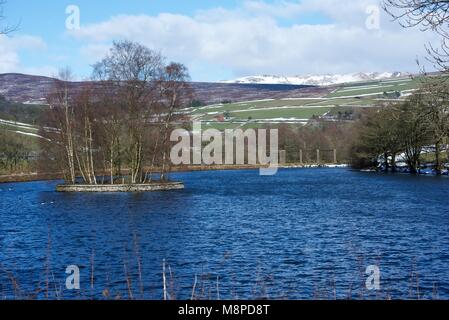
[[0, 73, 329, 106], [186, 74, 424, 129], [0, 72, 427, 134]]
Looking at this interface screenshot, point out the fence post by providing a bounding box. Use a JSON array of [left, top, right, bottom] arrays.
[[279, 150, 286, 165]]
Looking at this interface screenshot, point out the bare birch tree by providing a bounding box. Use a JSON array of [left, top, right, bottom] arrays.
[[43, 68, 77, 184], [41, 42, 192, 185], [158, 63, 192, 181], [73, 87, 99, 184], [93, 41, 164, 184], [96, 92, 124, 185]]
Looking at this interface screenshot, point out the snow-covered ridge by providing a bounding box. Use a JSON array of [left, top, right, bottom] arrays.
[[221, 72, 410, 86]]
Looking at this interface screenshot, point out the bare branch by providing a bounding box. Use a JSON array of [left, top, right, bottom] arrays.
[[383, 0, 449, 71], [383, 0, 449, 32], [0, 1, 18, 35]]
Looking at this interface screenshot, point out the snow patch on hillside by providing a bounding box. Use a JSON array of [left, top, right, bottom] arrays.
[[221, 72, 410, 86]]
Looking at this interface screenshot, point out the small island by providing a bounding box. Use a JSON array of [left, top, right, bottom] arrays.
[[56, 182, 184, 193], [38, 41, 191, 192]]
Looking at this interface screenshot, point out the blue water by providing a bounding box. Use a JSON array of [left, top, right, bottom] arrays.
[[1, 168, 449, 300]]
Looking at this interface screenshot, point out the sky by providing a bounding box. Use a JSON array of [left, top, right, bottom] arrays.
[[0, 0, 441, 82]]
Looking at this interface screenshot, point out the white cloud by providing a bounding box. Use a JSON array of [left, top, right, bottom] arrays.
[[0, 34, 57, 76], [80, 43, 111, 64], [68, 1, 440, 80]]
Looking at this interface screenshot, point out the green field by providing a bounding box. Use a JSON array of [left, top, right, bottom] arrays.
[[0, 119, 40, 134], [228, 107, 331, 120], [180, 75, 429, 130], [326, 77, 422, 98], [186, 98, 329, 115]]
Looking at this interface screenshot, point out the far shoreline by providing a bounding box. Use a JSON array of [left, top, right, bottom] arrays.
[[0, 163, 349, 184]]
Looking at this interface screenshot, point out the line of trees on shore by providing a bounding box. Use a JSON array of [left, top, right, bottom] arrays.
[[39, 41, 192, 185], [351, 78, 449, 174], [276, 120, 356, 164], [350, 1, 449, 174], [0, 129, 33, 174], [0, 96, 39, 174]]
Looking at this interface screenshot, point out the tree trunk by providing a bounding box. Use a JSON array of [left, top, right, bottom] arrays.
[[384, 153, 390, 172], [65, 108, 76, 184], [435, 142, 442, 175], [110, 140, 114, 185], [88, 122, 97, 184], [75, 150, 88, 183], [391, 153, 397, 173], [160, 94, 177, 182]]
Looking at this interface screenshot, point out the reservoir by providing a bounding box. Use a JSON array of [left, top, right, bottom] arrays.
[[1, 168, 448, 299]]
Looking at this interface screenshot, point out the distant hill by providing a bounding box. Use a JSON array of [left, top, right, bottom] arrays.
[[0, 73, 329, 106], [0, 71, 431, 135], [222, 72, 411, 86]]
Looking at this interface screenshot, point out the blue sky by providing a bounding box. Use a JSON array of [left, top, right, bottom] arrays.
[[0, 0, 438, 81], [3, 0, 246, 79]]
